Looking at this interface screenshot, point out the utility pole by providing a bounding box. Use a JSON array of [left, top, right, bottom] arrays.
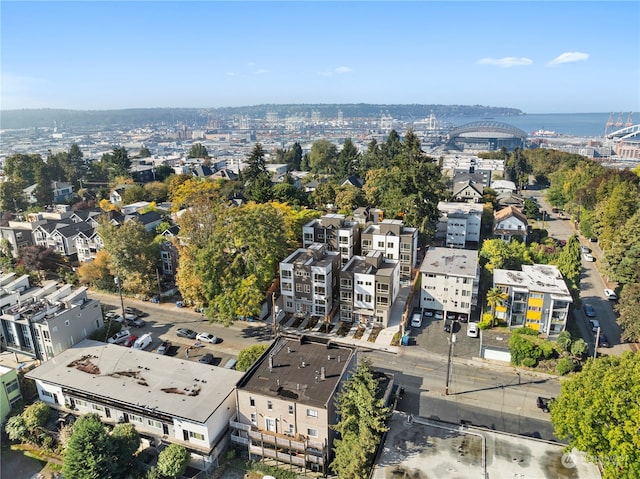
[[272, 292, 278, 339], [444, 332, 457, 395], [114, 276, 126, 320], [593, 327, 601, 359]]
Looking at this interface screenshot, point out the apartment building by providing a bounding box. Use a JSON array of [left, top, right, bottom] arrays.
[[493, 264, 573, 337], [27, 340, 244, 472], [230, 335, 359, 475], [339, 251, 400, 327], [1, 365, 23, 424], [419, 247, 479, 322], [279, 243, 341, 318], [360, 219, 418, 285], [302, 214, 360, 266], [0, 274, 103, 361], [436, 202, 484, 248]]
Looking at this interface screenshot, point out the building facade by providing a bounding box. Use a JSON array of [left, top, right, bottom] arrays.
[[302, 214, 360, 266], [493, 206, 528, 243], [419, 247, 480, 322], [493, 264, 573, 337], [27, 340, 244, 472], [1, 365, 22, 424], [0, 275, 103, 361], [436, 202, 483, 248], [230, 335, 359, 474], [339, 251, 400, 327], [360, 219, 418, 285], [279, 243, 341, 318]]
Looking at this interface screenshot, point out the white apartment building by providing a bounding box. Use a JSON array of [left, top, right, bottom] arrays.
[[493, 264, 573, 337], [436, 202, 484, 248], [419, 247, 480, 321], [360, 219, 418, 285], [302, 214, 360, 266]]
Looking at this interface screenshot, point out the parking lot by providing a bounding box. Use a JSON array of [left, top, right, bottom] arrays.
[[102, 305, 240, 368], [405, 310, 482, 359]]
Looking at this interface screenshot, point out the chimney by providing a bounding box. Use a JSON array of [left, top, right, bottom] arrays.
[[268, 355, 274, 370], [320, 367, 326, 381]]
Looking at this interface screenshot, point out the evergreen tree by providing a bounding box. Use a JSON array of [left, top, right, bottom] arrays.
[[62, 414, 116, 479], [157, 443, 190, 478], [243, 143, 267, 182], [336, 138, 360, 178]]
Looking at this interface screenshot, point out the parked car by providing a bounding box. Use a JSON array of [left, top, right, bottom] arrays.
[[423, 310, 434, 318], [598, 333, 610, 348], [583, 253, 595, 262], [580, 245, 591, 254], [176, 328, 197, 339], [108, 329, 131, 344], [583, 303, 596, 318], [156, 340, 171, 355], [122, 334, 138, 347], [603, 288, 617, 300], [127, 317, 146, 328], [196, 332, 220, 344], [434, 311, 444, 320], [536, 396, 554, 413], [467, 322, 479, 338], [410, 312, 422, 328], [132, 332, 153, 350], [589, 319, 600, 333], [199, 353, 215, 364], [125, 307, 147, 317], [444, 319, 453, 333]]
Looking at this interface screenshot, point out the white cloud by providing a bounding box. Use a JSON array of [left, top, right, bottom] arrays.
[[477, 57, 533, 68], [318, 66, 353, 77], [255, 69, 269, 74], [547, 52, 589, 66]]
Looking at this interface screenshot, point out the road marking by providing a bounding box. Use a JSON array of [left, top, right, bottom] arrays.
[[416, 365, 435, 371]]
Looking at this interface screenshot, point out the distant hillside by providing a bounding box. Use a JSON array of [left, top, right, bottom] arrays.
[[0, 104, 523, 130]]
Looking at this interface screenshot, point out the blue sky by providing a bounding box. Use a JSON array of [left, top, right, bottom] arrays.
[[2, 1, 639, 113]]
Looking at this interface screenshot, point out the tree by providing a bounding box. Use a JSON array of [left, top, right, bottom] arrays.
[[138, 146, 151, 158], [5, 414, 28, 442], [570, 338, 588, 359], [111, 423, 140, 477], [615, 283, 640, 342], [308, 139, 338, 174], [336, 138, 361, 178], [486, 287, 507, 325], [111, 146, 131, 172], [243, 143, 267, 183], [331, 359, 390, 479], [22, 401, 50, 433], [553, 234, 581, 292], [157, 443, 190, 478], [18, 245, 63, 274], [236, 344, 269, 371], [187, 143, 209, 159], [556, 331, 572, 352], [62, 414, 117, 479], [550, 352, 640, 479]]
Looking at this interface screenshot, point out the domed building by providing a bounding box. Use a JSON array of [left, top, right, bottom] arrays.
[[447, 120, 527, 151]]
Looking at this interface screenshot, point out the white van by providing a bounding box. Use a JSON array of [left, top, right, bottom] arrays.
[[410, 313, 422, 328], [224, 358, 237, 369], [132, 332, 153, 350]]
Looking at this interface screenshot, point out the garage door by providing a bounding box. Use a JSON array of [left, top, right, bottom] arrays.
[[483, 348, 511, 363]]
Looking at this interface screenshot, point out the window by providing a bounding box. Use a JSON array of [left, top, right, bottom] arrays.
[[282, 283, 292, 292], [267, 400, 273, 410], [129, 414, 143, 424], [376, 283, 389, 293], [147, 419, 162, 428], [307, 428, 318, 437], [356, 294, 363, 302], [365, 294, 372, 303], [188, 431, 205, 441], [281, 270, 292, 278], [250, 397, 255, 407], [288, 424, 295, 435], [289, 405, 294, 414], [250, 413, 257, 424], [376, 296, 389, 305], [5, 379, 19, 394], [92, 404, 104, 412], [41, 389, 53, 398], [315, 274, 325, 282], [306, 408, 318, 418]]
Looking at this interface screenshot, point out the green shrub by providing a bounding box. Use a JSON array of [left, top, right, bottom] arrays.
[[522, 357, 537, 367], [556, 357, 575, 375], [556, 331, 572, 351], [478, 313, 493, 330], [514, 327, 539, 336]]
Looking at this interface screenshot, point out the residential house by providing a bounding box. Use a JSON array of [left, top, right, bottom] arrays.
[[419, 247, 479, 322], [192, 165, 215, 178], [0, 278, 103, 361], [0, 365, 22, 424], [339, 251, 399, 327], [436, 202, 483, 248], [74, 228, 103, 263], [352, 206, 383, 226], [493, 206, 528, 243], [279, 243, 341, 318], [130, 165, 156, 184], [211, 168, 239, 181], [23, 181, 74, 205], [230, 335, 360, 475], [490, 180, 517, 195], [341, 175, 364, 189], [302, 214, 360, 266], [452, 178, 484, 203], [493, 264, 573, 337], [27, 339, 244, 472], [159, 225, 180, 277], [360, 219, 418, 285], [121, 201, 152, 215], [33, 221, 95, 258], [0, 218, 42, 258], [125, 211, 162, 233]]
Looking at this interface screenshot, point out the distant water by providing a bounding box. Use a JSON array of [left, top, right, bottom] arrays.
[[444, 113, 634, 138]]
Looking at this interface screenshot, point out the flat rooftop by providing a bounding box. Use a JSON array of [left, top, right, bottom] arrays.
[[373, 412, 601, 479], [419, 247, 478, 278], [238, 335, 356, 408], [26, 339, 244, 424]]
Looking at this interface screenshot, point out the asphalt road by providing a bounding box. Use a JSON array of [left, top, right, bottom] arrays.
[[522, 188, 626, 356]]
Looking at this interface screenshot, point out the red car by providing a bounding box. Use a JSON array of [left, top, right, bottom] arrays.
[[122, 335, 138, 347]]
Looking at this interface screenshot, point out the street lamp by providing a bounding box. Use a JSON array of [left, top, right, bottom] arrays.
[[114, 276, 126, 320], [444, 332, 457, 395]]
